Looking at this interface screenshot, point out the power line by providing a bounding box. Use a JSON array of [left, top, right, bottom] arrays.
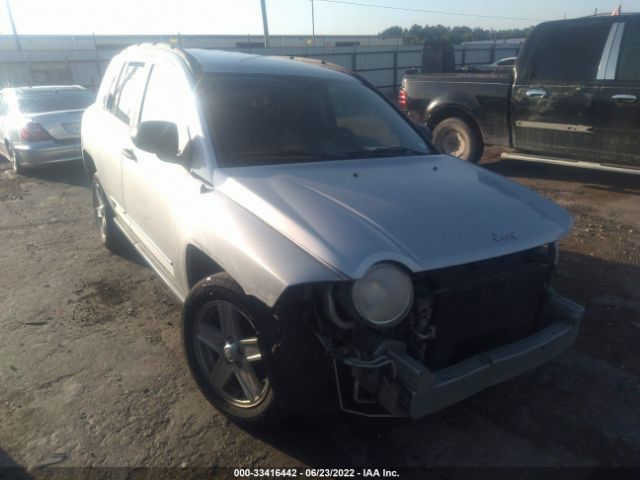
[[314, 0, 546, 22]]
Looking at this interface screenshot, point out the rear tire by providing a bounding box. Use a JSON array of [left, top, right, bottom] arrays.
[[92, 174, 122, 253], [432, 117, 484, 163], [182, 272, 286, 429], [8, 145, 25, 175]]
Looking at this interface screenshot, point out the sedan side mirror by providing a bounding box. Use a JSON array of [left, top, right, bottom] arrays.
[[131, 121, 179, 161], [415, 123, 433, 143]]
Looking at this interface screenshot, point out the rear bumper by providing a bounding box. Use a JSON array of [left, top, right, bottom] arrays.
[[376, 294, 584, 418], [14, 141, 82, 166]]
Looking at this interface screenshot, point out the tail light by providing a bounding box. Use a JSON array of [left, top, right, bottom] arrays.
[[398, 88, 407, 110], [20, 122, 52, 142]]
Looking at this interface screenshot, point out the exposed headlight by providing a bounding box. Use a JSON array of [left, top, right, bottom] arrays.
[[352, 263, 414, 328]]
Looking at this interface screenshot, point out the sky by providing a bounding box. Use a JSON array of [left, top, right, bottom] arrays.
[[0, 0, 638, 36]]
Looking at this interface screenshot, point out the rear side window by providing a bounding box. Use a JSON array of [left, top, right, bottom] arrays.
[[617, 23, 640, 81], [99, 61, 123, 111], [113, 63, 148, 125], [532, 23, 611, 82]]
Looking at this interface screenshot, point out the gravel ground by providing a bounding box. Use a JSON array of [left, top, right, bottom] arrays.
[[0, 152, 639, 476]]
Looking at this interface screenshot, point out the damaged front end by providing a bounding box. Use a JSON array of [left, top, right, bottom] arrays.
[[271, 243, 584, 419]]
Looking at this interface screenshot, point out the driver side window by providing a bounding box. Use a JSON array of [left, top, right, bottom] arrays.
[[139, 64, 193, 153]]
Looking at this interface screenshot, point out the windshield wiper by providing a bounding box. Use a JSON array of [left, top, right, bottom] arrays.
[[230, 149, 346, 160], [345, 146, 427, 158]]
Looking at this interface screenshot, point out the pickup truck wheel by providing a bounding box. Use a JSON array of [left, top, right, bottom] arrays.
[[92, 175, 121, 253], [182, 273, 285, 428], [432, 117, 484, 163]]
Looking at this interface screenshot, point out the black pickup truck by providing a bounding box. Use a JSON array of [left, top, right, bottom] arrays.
[[400, 14, 640, 174]]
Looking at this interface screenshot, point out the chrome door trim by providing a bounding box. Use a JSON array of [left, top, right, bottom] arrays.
[[597, 22, 625, 80]]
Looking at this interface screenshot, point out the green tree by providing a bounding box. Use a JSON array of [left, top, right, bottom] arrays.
[[379, 24, 533, 45], [380, 25, 405, 36]]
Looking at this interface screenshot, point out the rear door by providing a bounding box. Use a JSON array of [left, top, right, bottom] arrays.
[[591, 18, 640, 168], [106, 61, 149, 211], [511, 20, 612, 159]]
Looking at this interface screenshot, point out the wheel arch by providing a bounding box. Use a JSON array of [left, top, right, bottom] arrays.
[[82, 150, 97, 182], [185, 244, 225, 289]]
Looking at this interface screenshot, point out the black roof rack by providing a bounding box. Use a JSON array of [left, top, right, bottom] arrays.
[[125, 42, 203, 78]]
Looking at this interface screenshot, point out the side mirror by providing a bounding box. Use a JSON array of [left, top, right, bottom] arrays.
[[415, 123, 433, 143], [131, 121, 179, 161]]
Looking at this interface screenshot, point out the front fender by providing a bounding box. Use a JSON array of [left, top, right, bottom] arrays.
[[185, 190, 344, 307]]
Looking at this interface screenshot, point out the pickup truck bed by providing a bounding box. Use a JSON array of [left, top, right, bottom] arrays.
[[403, 72, 512, 148]]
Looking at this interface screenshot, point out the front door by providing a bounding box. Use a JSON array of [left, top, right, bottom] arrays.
[[122, 60, 203, 279], [511, 20, 613, 160]]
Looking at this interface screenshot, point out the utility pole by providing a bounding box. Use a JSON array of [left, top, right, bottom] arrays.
[[311, 0, 316, 46], [260, 0, 270, 48], [5, 0, 21, 51]]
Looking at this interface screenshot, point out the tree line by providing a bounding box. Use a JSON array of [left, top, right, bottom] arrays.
[[380, 24, 533, 45]]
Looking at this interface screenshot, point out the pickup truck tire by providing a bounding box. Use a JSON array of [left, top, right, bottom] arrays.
[[182, 273, 286, 429], [432, 117, 484, 164], [91, 175, 122, 253]]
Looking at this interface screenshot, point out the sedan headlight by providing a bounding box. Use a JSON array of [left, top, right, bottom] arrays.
[[352, 263, 414, 328]]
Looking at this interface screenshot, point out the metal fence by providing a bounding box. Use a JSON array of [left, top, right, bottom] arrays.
[[454, 40, 524, 66], [0, 35, 423, 94], [0, 34, 524, 93]]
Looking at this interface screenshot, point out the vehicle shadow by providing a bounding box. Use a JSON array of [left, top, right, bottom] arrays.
[[249, 251, 640, 468], [485, 159, 640, 196], [112, 230, 148, 268], [0, 448, 33, 480], [18, 161, 89, 189]]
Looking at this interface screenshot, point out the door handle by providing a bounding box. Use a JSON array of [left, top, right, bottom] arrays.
[[122, 148, 137, 161], [525, 88, 548, 99], [612, 94, 638, 104]]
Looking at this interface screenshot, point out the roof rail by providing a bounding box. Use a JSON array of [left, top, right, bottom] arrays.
[[124, 42, 202, 78]]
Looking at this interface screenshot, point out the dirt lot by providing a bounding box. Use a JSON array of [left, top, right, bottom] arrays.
[[1, 151, 639, 475]]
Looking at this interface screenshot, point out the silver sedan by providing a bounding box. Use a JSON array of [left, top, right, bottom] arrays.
[[0, 85, 94, 174]]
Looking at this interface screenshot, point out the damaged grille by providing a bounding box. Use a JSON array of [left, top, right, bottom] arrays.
[[415, 250, 554, 370]]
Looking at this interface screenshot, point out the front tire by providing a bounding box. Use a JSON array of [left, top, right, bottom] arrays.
[[182, 273, 285, 428], [432, 117, 484, 163]]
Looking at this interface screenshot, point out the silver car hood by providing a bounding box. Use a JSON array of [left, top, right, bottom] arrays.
[[215, 155, 572, 279]]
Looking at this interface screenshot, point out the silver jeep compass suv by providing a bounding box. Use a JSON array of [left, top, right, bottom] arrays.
[[81, 44, 584, 427]]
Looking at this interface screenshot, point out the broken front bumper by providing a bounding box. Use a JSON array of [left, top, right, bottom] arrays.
[[375, 294, 584, 418]]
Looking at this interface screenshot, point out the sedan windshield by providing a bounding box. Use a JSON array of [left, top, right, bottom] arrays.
[[18, 90, 95, 114], [200, 74, 432, 167]]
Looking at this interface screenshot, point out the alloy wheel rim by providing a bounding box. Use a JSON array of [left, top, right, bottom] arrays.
[[441, 130, 467, 158], [193, 300, 268, 408]]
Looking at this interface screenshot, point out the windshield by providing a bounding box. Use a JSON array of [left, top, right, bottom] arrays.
[[18, 90, 95, 114], [200, 74, 432, 167]]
